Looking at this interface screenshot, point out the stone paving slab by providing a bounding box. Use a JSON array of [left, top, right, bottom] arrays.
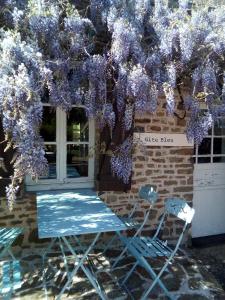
[[8, 245, 225, 300]]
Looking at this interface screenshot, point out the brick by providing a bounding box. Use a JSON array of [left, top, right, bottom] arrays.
[[135, 118, 151, 123], [169, 157, 184, 163], [175, 164, 193, 168], [155, 151, 161, 156], [134, 163, 144, 168], [174, 186, 193, 192], [164, 180, 178, 186], [152, 158, 165, 163], [145, 170, 153, 176], [164, 170, 175, 174], [177, 169, 193, 175], [150, 125, 161, 131], [170, 148, 194, 155], [171, 128, 181, 133], [136, 156, 146, 161], [177, 118, 186, 126]]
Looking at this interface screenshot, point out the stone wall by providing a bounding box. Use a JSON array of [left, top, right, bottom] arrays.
[[0, 92, 194, 249]]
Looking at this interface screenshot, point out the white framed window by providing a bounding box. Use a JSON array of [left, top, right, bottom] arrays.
[[26, 104, 95, 191], [193, 118, 225, 164]]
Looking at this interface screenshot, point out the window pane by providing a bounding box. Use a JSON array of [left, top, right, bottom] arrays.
[[198, 157, 211, 163], [40, 106, 56, 142], [213, 157, 225, 163], [198, 138, 211, 155], [67, 144, 88, 178], [214, 119, 225, 136], [41, 145, 57, 179], [213, 138, 225, 154], [67, 108, 89, 142]]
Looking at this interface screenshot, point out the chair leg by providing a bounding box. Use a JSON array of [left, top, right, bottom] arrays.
[[121, 261, 138, 286], [102, 234, 118, 255], [111, 245, 128, 269], [141, 259, 175, 300], [137, 256, 172, 300]]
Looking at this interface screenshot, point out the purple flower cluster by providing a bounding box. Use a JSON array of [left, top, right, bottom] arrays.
[[97, 103, 115, 133], [115, 65, 128, 116], [124, 103, 134, 131], [84, 55, 107, 116], [186, 113, 213, 145], [127, 65, 150, 113], [111, 137, 133, 184]]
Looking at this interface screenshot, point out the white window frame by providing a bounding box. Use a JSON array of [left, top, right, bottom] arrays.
[[26, 105, 95, 191], [193, 118, 225, 164]]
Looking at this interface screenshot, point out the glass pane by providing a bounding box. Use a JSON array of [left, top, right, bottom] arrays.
[[40, 106, 56, 142], [213, 157, 225, 163], [198, 138, 211, 155], [213, 138, 225, 154], [67, 144, 88, 178], [214, 119, 225, 136], [41, 145, 57, 179], [198, 157, 211, 163], [67, 108, 89, 142]]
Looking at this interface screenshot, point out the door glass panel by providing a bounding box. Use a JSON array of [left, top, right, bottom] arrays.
[[214, 119, 225, 136], [213, 157, 225, 163], [67, 144, 88, 178], [198, 157, 210, 163], [198, 138, 211, 155], [40, 106, 56, 142], [213, 138, 225, 154], [67, 108, 89, 142], [41, 145, 57, 179]]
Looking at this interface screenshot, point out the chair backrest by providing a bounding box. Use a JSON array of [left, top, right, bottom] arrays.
[[139, 185, 158, 205], [153, 197, 195, 243], [133, 185, 158, 237], [165, 198, 195, 224]]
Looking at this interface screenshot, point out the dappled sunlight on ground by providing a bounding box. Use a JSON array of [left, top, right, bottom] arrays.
[[11, 244, 225, 300]]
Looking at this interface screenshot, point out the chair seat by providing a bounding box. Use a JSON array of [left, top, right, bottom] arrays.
[[118, 217, 140, 229], [123, 236, 173, 258], [0, 260, 22, 295]]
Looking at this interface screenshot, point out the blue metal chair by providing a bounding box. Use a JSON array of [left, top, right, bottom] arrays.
[[120, 198, 195, 300], [0, 227, 23, 300], [110, 184, 158, 269]]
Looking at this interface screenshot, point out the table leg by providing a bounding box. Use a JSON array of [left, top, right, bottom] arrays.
[[56, 232, 107, 300]]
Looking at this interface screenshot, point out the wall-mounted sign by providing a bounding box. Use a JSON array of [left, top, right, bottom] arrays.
[[133, 133, 194, 147]]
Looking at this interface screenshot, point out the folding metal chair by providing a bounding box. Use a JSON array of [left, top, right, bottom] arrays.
[[0, 227, 23, 300], [120, 198, 195, 300], [110, 184, 158, 269]]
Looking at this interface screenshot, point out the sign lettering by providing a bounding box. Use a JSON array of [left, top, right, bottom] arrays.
[[134, 133, 193, 147]]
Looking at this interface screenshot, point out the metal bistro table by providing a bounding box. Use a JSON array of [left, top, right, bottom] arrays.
[[37, 189, 128, 300]]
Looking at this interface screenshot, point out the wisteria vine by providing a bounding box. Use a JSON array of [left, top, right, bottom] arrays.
[[0, 0, 225, 208]]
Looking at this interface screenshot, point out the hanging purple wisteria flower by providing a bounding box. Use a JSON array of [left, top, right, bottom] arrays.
[[111, 137, 133, 184]]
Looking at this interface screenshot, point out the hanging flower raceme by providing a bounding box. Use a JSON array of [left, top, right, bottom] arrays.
[[111, 136, 133, 184], [127, 64, 150, 113], [84, 55, 107, 117]]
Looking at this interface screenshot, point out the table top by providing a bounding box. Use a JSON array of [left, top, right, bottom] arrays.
[[37, 189, 127, 239]]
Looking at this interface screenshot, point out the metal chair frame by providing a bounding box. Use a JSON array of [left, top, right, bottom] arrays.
[[0, 227, 23, 300], [120, 198, 195, 300], [108, 185, 158, 269]]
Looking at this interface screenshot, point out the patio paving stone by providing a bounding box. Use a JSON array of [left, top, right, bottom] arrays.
[[10, 244, 225, 300]]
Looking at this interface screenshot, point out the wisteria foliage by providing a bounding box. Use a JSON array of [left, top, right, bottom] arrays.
[[0, 0, 225, 207]]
